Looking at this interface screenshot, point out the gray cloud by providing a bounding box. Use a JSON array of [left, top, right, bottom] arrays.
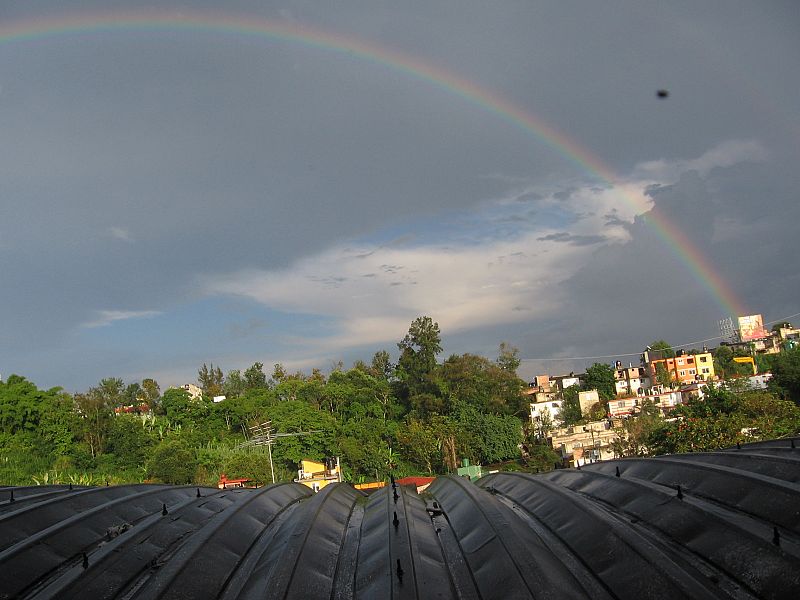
[[536, 232, 607, 246], [0, 0, 797, 388]]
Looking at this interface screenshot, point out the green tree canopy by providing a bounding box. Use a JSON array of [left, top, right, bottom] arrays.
[[583, 363, 617, 401], [558, 385, 583, 426], [769, 347, 800, 404], [397, 316, 442, 396], [648, 340, 675, 358]]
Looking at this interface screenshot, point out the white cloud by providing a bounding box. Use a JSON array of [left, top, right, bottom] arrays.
[[82, 309, 161, 328], [108, 226, 134, 242], [202, 203, 628, 353], [201, 139, 769, 361], [633, 139, 768, 181]]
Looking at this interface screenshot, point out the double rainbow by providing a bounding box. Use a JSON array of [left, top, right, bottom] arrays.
[[0, 9, 746, 318]]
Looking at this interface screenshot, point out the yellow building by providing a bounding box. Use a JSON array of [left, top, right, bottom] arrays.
[[294, 458, 342, 492]]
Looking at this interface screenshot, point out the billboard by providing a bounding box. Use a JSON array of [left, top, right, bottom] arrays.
[[738, 314, 768, 342]]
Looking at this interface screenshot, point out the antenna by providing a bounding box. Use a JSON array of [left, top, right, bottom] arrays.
[[718, 317, 737, 343], [238, 421, 321, 484]]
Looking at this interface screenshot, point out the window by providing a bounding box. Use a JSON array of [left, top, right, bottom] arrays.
[[700, 356, 708, 362]]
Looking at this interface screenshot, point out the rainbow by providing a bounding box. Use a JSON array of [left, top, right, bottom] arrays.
[[0, 9, 746, 317]]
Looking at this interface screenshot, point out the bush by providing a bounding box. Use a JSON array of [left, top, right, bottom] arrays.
[[147, 440, 197, 484]]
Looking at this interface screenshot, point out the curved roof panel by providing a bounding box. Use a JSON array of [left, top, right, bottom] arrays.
[[1, 438, 798, 599]]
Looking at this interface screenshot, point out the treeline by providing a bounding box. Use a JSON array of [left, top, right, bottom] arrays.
[[0, 317, 557, 486]]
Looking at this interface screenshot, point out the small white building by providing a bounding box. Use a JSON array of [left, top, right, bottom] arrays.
[[578, 390, 600, 415], [530, 399, 563, 427]]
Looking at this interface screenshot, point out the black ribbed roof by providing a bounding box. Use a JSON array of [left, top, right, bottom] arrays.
[[1, 439, 798, 599]]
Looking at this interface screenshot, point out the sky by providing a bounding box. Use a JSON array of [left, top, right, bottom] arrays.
[[1, 1, 798, 391]]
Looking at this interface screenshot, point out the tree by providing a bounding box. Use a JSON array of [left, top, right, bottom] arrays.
[[271, 363, 287, 384], [97, 378, 126, 409], [436, 353, 526, 417], [497, 343, 521, 373], [583, 363, 616, 401], [370, 350, 394, 380], [648, 340, 675, 358], [559, 385, 583, 426], [713, 345, 754, 380], [655, 362, 673, 388], [141, 378, 161, 409], [769, 347, 800, 404], [397, 316, 443, 396], [74, 385, 115, 457], [198, 363, 224, 397], [147, 440, 197, 484], [244, 362, 268, 390], [223, 370, 246, 399], [397, 419, 440, 474], [611, 398, 663, 457]]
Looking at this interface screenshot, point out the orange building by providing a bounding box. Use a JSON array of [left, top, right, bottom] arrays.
[[647, 351, 715, 385]]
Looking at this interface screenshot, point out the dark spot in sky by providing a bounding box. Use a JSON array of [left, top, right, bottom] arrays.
[[657, 89, 669, 98]]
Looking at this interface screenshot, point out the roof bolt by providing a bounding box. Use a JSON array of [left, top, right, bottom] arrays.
[[615, 466, 621, 478], [396, 559, 404, 582], [82, 553, 89, 569], [393, 511, 399, 529], [773, 526, 780, 546], [162, 503, 168, 516], [676, 485, 683, 500]]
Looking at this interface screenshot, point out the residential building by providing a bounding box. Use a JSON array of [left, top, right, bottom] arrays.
[[551, 373, 582, 392], [608, 388, 683, 417], [523, 374, 559, 404], [646, 351, 715, 384], [294, 458, 342, 492], [178, 383, 203, 400], [608, 397, 639, 418], [578, 389, 600, 415], [551, 420, 616, 467], [746, 373, 773, 390], [613, 362, 651, 396], [530, 398, 563, 427]]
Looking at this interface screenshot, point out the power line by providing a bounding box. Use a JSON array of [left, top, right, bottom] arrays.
[[519, 310, 799, 364]]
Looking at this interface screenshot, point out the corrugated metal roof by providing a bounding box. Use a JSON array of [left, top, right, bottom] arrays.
[[1, 438, 799, 599]]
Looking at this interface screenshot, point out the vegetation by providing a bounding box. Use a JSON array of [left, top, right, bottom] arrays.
[[3, 321, 798, 486], [0, 317, 536, 486], [612, 385, 800, 457]]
